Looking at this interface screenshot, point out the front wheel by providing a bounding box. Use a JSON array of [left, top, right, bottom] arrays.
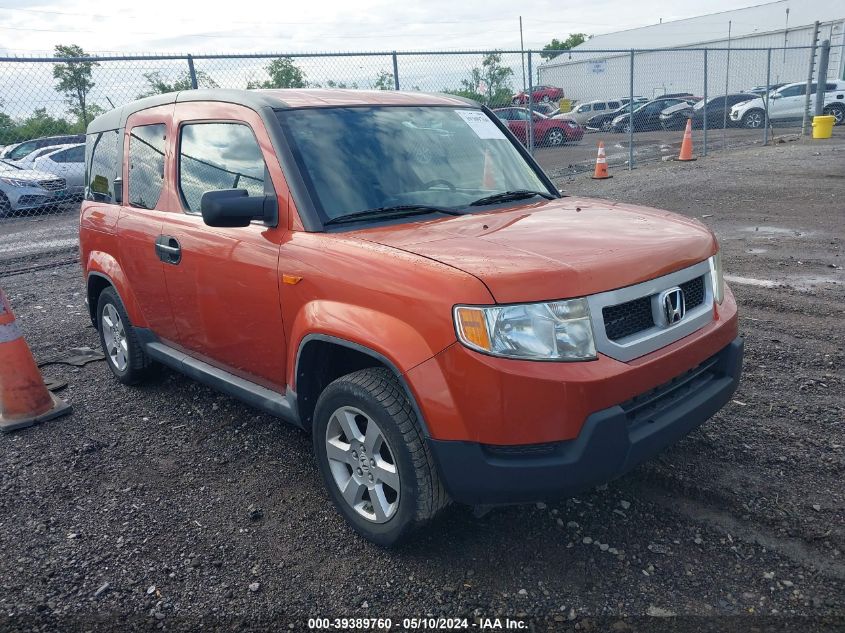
[[742, 109, 766, 129], [313, 368, 449, 547]]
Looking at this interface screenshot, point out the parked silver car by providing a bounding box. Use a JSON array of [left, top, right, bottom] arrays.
[[12, 143, 85, 199], [0, 159, 70, 217]]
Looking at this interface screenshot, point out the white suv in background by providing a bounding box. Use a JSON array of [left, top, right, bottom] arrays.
[[730, 80, 845, 128]]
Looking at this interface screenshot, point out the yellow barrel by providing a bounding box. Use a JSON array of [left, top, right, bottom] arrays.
[[812, 115, 836, 139], [559, 98, 573, 112]]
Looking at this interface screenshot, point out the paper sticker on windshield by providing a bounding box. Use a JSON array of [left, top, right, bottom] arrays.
[[454, 109, 506, 140]]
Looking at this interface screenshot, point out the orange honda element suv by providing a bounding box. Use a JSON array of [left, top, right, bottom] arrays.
[[80, 89, 742, 546]]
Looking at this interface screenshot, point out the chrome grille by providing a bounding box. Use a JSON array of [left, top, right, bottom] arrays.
[[39, 179, 66, 191], [586, 260, 715, 362]]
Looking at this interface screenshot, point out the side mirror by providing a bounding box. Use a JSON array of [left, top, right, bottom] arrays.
[[200, 189, 277, 228], [770, 93, 782, 99]]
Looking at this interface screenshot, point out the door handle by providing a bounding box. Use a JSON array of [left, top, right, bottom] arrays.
[[155, 235, 181, 265]]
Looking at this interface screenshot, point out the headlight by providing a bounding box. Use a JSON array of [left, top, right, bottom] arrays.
[[709, 251, 724, 304], [454, 299, 596, 361], [0, 177, 36, 187]]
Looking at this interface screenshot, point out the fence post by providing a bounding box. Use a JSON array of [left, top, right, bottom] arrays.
[[801, 21, 820, 136], [702, 49, 708, 157], [628, 50, 634, 170], [527, 51, 534, 154], [764, 48, 772, 145], [392, 51, 400, 90], [814, 40, 831, 117], [187, 54, 198, 89]]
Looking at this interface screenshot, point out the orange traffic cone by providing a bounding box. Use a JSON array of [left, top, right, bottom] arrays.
[[677, 118, 696, 161], [592, 142, 612, 179], [0, 287, 71, 432]]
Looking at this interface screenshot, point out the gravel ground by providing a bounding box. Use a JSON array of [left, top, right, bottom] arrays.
[[1, 138, 844, 632]]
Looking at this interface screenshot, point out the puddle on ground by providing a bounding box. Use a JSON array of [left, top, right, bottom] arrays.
[[745, 248, 768, 254], [740, 225, 812, 238], [726, 273, 842, 291], [725, 275, 779, 288]]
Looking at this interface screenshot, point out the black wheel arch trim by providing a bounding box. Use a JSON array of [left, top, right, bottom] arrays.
[[295, 333, 432, 438], [86, 271, 117, 327]]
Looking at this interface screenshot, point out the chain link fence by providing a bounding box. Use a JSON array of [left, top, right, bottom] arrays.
[[1, 45, 843, 275]]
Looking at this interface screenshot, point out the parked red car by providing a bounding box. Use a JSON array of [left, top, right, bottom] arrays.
[[512, 85, 565, 104], [494, 107, 584, 146]]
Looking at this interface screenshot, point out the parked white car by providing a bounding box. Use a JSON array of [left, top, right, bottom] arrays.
[[12, 143, 85, 199], [730, 80, 845, 128], [0, 159, 71, 217]]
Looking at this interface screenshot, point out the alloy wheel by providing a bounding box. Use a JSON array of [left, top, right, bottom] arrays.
[[744, 111, 764, 128], [101, 303, 128, 372], [547, 129, 564, 146], [325, 406, 400, 523]]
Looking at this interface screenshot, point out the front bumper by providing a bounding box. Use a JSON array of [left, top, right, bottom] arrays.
[[428, 336, 743, 505], [5, 185, 72, 210]]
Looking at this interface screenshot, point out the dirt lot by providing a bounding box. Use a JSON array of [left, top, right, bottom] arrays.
[[1, 138, 844, 632]]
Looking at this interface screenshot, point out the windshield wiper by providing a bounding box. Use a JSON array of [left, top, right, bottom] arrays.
[[0, 159, 21, 170], [324, 204, 463, 226], [469, 190, 555, 207]]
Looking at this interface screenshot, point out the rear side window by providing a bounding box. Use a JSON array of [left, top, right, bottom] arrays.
[[52, 146, 84, 163], [593, 103, 607, 111], [178, 122, 269, 213], [608, 101, 620, 109], [86, 130, 120, 203], [128, 124, 166, 209]]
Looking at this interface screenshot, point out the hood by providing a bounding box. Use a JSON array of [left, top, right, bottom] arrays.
[[0, 166, 61, 180], [352, 197, 716, 304], [661, 102, 693, 116], [735, 96, 763, 111]]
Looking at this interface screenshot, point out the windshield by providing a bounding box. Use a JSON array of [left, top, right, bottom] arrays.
[[277, 106, 550, 223]]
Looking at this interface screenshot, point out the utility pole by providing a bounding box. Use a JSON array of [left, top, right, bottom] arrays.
[[814, 40, 831, 117], [801, 21, 820, 137]]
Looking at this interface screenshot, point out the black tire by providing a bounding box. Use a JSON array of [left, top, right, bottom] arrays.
[[824, 104, 844, 126], [313, 367, 449, 547], [96, 286, 154, 385], [742, 109, 766, 129]]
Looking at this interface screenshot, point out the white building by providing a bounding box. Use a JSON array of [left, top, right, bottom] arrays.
[[538, 0, 845, 103]]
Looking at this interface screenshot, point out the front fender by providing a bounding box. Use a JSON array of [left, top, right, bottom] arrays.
[[85, 251, 147, 328], [286, 300, 446, 389]]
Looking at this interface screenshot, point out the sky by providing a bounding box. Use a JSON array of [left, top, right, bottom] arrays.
[[0, 0, 765, 56]]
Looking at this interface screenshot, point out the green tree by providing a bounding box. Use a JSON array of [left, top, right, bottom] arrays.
[[452, 52, 513, 106], [373, 71, 395, 90], [540, 34, 589, 60], [52, 44, 99, 126], [15, 108, 74, 141], [137, 70, 219, 98], [310, 79, 359, 89], [247, 57, 306, 89]]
